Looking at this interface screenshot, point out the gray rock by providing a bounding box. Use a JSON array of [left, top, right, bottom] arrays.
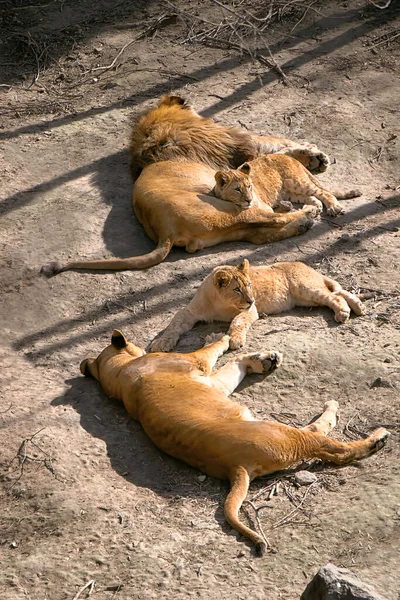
[[301, 563, 388, 600], [294, 471, 317, 486]]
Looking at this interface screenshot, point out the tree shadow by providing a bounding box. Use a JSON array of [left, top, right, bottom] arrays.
[[12, 193, 400, 362]]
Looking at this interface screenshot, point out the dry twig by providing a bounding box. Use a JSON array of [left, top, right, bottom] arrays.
[[8, 428, 55, 490], [72, 580, 95, 600], [272, 481, 318, 529], [244, 499, 276, 553]]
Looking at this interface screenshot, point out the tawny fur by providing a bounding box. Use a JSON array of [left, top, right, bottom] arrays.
[[150, 259, 365, 352], [81, 330, 389, 554], [214, 156, 362, 217], [41, 96, 330, 277]]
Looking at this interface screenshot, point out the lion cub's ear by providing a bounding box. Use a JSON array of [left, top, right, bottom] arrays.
[[239, 163, 251, 175], [111, 329, 128, 349], [213, 269, 233, 288], [160, 95, 188, 108], [238, 258, 250, 274], [215, 171, 229, 187]]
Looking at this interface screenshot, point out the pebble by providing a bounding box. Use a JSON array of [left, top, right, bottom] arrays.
[[370, 377, 392, 388], [294, 471, 318, 486]]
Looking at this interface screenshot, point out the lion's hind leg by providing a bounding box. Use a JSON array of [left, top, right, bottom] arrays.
[[311, 428, 390, 464], [209, 350, 283, 397], [189, 333, 230, 375], [336, 289, 364, 316], [284, 178, 342, 216], [302, 400, 339, 436], [322, 276, 364, 322], [294, 276, 362, 323]]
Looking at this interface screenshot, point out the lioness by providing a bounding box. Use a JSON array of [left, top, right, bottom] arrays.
[[81, 329, 390, 554], [214, 156, 361, 217], [150, 259, 364, 352], [41, 95, 330, 277]]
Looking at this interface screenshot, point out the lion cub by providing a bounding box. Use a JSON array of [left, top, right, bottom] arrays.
[[213, 154, 361, 216], [150, 259, 364, 352]]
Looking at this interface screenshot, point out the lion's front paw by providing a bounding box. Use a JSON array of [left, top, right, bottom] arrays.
[[309, 151, 330, 173], [246, 351, 283, 374], [150, 335, 177, 353], [302, 205, 319, 218], [297, 207, 317, 235], [334, 310, 350, 323], [327, 204, 344, 217], [204, 332, 229, 347], [229, 333, 246, 350]]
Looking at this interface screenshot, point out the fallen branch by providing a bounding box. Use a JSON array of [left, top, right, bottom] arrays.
[[72, 580, 95, 600], [91, 13, 177, 73], [272, 481, 317, 529], [8, 428, 55, 490], [244, 500, 277, 553]]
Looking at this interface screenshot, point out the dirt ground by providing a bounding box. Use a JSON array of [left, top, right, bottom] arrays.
[[1, 1, 399, 598]]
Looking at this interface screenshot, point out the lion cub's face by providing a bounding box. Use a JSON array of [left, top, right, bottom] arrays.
[[213, 259, 255, 309], [214, 163, 255, 209]]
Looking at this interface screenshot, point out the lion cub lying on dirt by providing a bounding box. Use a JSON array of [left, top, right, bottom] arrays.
[[150, 259, 364, 352], [81, 330, 389, 554], [214, 155, 361, 216]]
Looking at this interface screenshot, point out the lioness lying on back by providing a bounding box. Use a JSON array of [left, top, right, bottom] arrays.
[[150, 259, 364, 352], [82, 329, 389, 554], [214, 155, 361, 217]]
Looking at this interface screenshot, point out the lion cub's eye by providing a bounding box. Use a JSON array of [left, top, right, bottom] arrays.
[[248, 184, 252, 191], [234, 287, 241, 294], [235, 187, 241, 193]]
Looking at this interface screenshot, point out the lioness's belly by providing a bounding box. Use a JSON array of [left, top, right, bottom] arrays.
[[134, 374, 249, 478]]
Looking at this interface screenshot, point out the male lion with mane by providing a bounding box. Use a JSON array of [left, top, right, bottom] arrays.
[[42, 95, 331, 277]]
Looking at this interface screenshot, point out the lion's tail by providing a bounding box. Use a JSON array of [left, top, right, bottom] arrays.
[[224, 466, 266, 556], [40, 238, 173, 277]]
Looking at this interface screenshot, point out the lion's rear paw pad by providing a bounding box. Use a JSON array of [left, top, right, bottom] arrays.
[[371, 429, 390, 452], [247, 351, 283, 374]]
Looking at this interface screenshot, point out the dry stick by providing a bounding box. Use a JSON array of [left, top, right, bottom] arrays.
[[208, 0, 289, 84], [244, 500, 276, 552], [72, 580, 95, 600], [369, 30, 400, 49], [91, 13, 176, 73], [272, 481, 317, 529], [366, 0, 391, 8]]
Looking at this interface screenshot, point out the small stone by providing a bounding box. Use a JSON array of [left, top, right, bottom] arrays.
[[9, 541, 17, 549], [126, 543, 134, 551], [370, 377, 392, 389], [340, 233, 351, 241], [294, 471, 318, 486], [383, 358, 392, 363], [197, 475, 206, 483], [301, 562, 388, 599]]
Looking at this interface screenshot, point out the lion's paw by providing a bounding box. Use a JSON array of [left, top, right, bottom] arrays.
[[368, 428, 390, 454], [149, 335, 176, 353], [327, 204, 344, 217], [246, 350, 283, 374], [309, 151, 330, 173], [302, 205, 319, 217], [334, 310, 350, 323], [297, 208, 317, 235], [229, 333, 246, 350], [204, 332, 229, 347]]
